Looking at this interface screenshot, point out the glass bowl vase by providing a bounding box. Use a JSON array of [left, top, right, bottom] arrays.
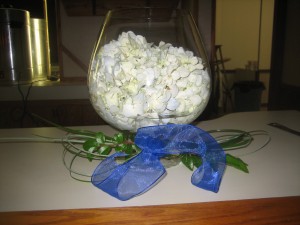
[[88, 7, 211, 132]]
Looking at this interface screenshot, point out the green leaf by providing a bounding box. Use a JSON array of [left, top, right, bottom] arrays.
[[99, 146, 112, 155], [192, 155, 202, 168], [131, 144, 140, 152], [95, 132, 105, 144], [181, 154, 192, 170], [226, 154, 249, 173], [180, 153, 249, 174], [218, 133, 252, 150], [115, 143, 126, 152], [124, 144, 134, 155], [114, 133, 125, 144], [180, 154, 202, 171], [83, 138, 98, 152], [86, 153, 94, 162]]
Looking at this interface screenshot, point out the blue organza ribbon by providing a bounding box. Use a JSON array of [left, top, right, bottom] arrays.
[[91, 124, 226, 201]]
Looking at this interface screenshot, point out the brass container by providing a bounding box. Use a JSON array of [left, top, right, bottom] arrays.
[[30, 18, 51, 81]]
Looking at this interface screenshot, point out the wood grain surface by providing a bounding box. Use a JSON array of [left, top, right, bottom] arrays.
[[1, 196, 299, 225]]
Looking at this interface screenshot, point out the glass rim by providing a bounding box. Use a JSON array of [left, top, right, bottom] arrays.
[[106, 7, 190, 19]]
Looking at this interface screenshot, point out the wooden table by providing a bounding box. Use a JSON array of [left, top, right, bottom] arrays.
[[1, 111, 300, 224]]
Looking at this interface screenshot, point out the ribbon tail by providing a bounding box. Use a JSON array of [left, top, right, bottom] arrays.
[[91, 152, 126, 199], [136, 124, 226, 193], [191, 142, 226, 193], [91, 152, 166, 201], [191, 159, 225, 192]]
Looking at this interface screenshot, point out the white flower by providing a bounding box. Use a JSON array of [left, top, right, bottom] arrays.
[[137, 68, 156, 86], [105, 87, 121, 108], [167, 98, 180, 111], [120, 61, 134, 74], [89, 31, 210, 131]]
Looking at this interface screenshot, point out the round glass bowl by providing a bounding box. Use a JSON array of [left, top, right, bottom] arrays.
[[88, 8, 211, 132]]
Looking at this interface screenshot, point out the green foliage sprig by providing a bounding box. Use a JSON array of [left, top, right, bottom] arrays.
[[1, 113, 270, 182]]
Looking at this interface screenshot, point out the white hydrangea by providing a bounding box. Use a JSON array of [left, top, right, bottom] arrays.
[[89, 31, 210, 131]]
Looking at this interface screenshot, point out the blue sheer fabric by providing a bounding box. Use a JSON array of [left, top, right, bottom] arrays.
[[91, 124, 226, 201]]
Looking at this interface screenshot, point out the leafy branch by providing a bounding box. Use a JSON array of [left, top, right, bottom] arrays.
[[2, 113, 269, 181], [32, 113, 256, 174]]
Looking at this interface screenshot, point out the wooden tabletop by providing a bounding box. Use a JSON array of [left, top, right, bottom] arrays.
[[1, 196, 299, 225]]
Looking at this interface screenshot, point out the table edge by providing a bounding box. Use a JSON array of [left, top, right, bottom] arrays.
[[1, 196, 300, 225]]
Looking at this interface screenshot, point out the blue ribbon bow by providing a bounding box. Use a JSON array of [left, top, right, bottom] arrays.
[[91, 124, 226, 201]]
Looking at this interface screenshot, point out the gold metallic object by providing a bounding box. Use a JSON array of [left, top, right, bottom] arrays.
[[30, 18, 51, 81]]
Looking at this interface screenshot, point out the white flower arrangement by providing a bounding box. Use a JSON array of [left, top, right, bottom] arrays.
[[89, 31, 211, 131]]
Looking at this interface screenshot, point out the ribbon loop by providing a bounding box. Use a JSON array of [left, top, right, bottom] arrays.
[[92, 124, 226, 200], [92, 152, 165, 200]]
